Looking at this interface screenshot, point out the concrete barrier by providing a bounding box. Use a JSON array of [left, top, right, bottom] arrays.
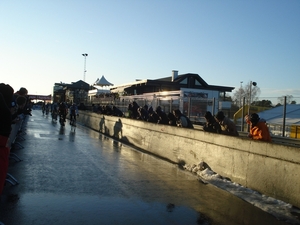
[[77, 111, 300, 208]]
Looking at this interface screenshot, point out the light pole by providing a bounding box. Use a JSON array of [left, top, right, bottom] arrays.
[[248, 81, 257, 115], [239, 81, 243, 108], [82, 53, 88, 81]]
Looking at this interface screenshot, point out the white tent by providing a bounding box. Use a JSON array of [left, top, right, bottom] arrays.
[[93, 75, 113, 87]]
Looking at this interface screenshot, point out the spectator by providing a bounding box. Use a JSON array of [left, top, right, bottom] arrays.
[[137, 107, 148, 121], [142, 105, 150, 121], [156, 106, 169, 125], [112, 106, 124, 117], [92, 104, 97, 113], [96, 104, 103, 114], [147, 106, 159, 123], [13, 87, 31, 117], [173, 109, 194, 129], [0, 83, 14, 195], [131, 101, 139, 119], [215, 111, 239, 136], [167, 112, 177, 126], [245, 113, 272, 142], [14, 87, 28, 97], [203, 111, 221, 133], [105, 105, 113, 115]]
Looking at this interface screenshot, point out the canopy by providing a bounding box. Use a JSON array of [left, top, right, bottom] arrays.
[[93, 75, 113, 87]]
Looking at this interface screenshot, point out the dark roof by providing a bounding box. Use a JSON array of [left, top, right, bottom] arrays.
[[156, 73, 207, 85], [111, 73, 235, 94], [64, 80, 90, 90], [154, 73, 234, 92]]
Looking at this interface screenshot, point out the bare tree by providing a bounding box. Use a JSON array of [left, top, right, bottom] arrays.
[[232, 81, 261, 107], [277, 95, 295, 105]]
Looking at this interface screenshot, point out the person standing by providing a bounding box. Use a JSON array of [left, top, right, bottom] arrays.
[[0, 83, 14, 195]]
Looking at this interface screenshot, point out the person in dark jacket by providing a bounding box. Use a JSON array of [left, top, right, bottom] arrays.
[[203, 111, 221, 133], [215, 111, 239, 136], [0, 83, 14, 195], [137, 106, 148, 121], [147, 106, 159, 123], [173, 109, 194, 129], [167, 112, 177, 126], [131, 101, 140, 119], [112, 106, 124, 117], [155, 106, 169, 125]]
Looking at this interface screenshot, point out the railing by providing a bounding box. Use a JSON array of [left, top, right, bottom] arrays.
[[86, 95, 300, 139]]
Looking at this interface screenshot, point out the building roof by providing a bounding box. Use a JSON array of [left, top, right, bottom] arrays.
[[63, 80, 90, 90], [258, 104, 300, 125], [110, 72, 235, 94]]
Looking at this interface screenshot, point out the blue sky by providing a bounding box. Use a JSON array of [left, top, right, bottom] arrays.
[[1, 0, 299, 100]]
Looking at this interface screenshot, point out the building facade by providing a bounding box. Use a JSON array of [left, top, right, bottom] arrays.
[[109, 70, 235, 118], [53, 80, 90, 104]]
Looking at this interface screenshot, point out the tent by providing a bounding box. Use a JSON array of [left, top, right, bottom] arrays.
[[258, 104, 300, 125], [93, 75, 113, 87]]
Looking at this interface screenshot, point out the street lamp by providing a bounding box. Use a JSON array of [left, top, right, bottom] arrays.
[[239, 81, 243, 108], [248, 81, 257, 115], [82, 53, 88, 81]]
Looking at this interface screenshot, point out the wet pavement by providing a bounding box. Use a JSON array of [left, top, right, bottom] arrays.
[[0, 110, 291, 225]]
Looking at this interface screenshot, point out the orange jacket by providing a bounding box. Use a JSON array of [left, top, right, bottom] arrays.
[[250, 121, 272, 142]]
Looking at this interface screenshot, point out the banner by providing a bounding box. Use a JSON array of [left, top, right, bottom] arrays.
[[28, 95, 52, 101]]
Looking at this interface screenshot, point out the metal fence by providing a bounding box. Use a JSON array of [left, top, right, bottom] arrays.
[[87, 95, 300, 139]]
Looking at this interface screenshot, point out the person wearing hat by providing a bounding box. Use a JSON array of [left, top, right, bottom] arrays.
[[203, 111, 221, 133], [245, 113, 272, 142], [215, 111, 239, 136]]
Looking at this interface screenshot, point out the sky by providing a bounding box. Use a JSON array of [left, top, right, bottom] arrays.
[[1, 0, 299, 100]]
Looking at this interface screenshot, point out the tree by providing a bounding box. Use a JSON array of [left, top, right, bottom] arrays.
[[277, 95, 296, 105], [232, 81, 261, 107], [219, 93, 233, 101], [252, 100, 273, 108]]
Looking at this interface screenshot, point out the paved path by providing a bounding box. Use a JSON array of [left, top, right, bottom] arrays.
[[0, 110, 289, 225]]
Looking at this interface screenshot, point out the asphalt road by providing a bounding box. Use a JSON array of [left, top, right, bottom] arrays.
[[0, 110, 291, 225]]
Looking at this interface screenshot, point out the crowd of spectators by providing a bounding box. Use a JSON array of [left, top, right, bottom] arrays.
[[0, 84, 32, 222], [92, 101, 194, 129], [92, 101, 272, 142], [203, 110, 272, 142]]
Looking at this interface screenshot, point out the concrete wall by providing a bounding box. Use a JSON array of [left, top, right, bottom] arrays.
[[77, 111, 300, 208]]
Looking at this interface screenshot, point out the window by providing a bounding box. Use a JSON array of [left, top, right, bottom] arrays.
[[180, 78, 188, 85], [195, 80, 202, 86]]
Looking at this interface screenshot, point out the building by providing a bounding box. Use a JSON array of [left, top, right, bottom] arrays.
[[53, 80, 90, 104], [110, 70, 235, 118]]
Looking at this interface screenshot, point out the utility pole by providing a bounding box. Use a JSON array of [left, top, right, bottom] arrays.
[[82, 53, 88, 81], [248, 81, 257, 115]]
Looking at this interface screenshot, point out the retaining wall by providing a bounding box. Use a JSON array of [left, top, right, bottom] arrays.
[[77, 111, 300, 208]]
